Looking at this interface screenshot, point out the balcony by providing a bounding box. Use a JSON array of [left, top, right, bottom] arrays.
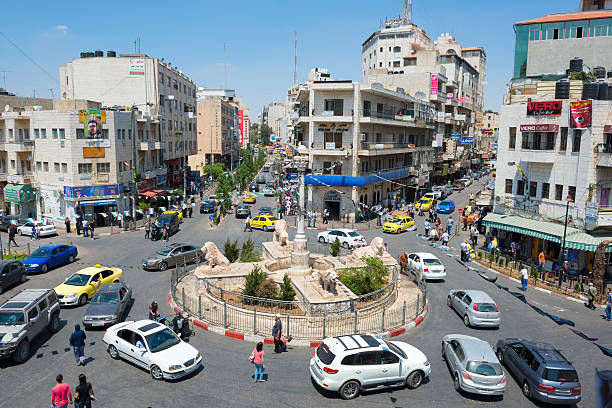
[[139, 142, 156, 150], [6, 140, 34, 152], [596, 143, 612, 167], [596, 205, 612, 227], [310, 144, 347, 156], [358, 144, 432, 156]]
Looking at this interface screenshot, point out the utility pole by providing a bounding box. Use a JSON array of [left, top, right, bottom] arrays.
[[183, 130, 187, 197], [131, 105, 137, 228], [49, 88, 55, 99], [0, 70, 11, 90]]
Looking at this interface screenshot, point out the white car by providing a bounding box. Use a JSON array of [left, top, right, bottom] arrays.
[[310, 334, 430, 400], [317, 229, 366, 249], [431, 186, 446, 199], [17, 220, 57, 237], [103, 320, 202, 380], [407, 252, 446, 280]]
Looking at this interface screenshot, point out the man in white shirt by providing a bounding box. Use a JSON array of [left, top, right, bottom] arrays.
[[442, 231, 449, 246], [520, 265, 529, 291], [460, 240, 468, 261]]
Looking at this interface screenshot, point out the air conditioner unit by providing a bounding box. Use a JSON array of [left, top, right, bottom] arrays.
[[494, 195, 503, 204]]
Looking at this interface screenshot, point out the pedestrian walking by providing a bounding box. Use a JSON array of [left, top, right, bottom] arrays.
[[605, 288, 612, 321], [376, 212, 382, 226], [312, 211, 317, 228], [471, 225, 479, 247], [82, 219, 89, 238], [446, 217, 453, 235], [30, 223, 36, 241], [460, 240, 468, 262], [76, 218, 82, 235], [69, 324, 87, 366], [520, 265, 529, 291], [442, 231, 449, 246], [74, 373, 95, 408], [250, 342, 266, 383], [244, 216, 252, 232], [65, 217, 71, 234], [89, 222, 94, 240], [424, 220, 430, 237], [51, 374, 73, 408], [323, 208, 329, 224], [586, 283, 597, 310], [272, 314, 284, 353], [144, 221, 150, 239], [307, 211, 311, 228], [149, 301, 160, 320], [8, 224, 18, 247], [538, 250, 546, 279], [162, 225, 169, 241], [188, 206, 193, 218]]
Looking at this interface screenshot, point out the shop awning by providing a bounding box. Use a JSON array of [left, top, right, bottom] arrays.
[[4, 184, 35, 204], [564, 231, 612, 252], [140, 191, 157, 197]]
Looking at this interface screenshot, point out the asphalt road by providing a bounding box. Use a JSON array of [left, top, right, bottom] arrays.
[[0, 171, 609, 408]]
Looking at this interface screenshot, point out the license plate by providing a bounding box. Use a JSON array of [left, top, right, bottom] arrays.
[[92, 322, 105, 326]]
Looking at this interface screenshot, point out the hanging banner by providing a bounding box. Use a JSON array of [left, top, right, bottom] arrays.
[[430, 73, 438, 95], [569, 100, 592, 129]]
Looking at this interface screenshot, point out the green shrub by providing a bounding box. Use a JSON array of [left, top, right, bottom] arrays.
[[223, 239, 240, 263], [256, 278, 279, 299], [330, 238, 341, 257], [242, 265, 266, 297], [505, 255, 510, 267], [240, 238, 261, 262], [574, 282, 582, 293], [477, 251, 482, 260], [339, 257, 388, 296], [488, 253, 494, 263], [278, 273, 296, 301], [213, 213, 220, 225], [138, 202, 150, 212], [498, 258, 505, 267]]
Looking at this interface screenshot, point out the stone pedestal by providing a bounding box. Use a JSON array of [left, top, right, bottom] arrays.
[[290, 235, 310, 275]]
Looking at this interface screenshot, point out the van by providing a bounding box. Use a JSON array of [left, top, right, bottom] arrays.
[[155, 213, 180, 236]]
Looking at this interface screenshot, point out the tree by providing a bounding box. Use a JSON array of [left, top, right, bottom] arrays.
[[256, 279, 278, 299], [249, 123, 273, 145], [278, 273, 296, 301], [243, 265, 266, 297], [330, 239, 341, 257], [223, 239, 240, 263], [240, 238, 261, 262]]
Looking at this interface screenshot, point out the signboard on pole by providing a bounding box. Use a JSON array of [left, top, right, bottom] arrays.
[[460, 136, 474, 144]]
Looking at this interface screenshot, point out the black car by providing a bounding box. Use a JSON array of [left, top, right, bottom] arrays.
[[200, 200, 216, 214], [82, 283, 132, 329], [250, 183, 259, 192], [0, 260, 26, 293], [0, 216, 28, 232], [258, 206, 273, 215], [155, 213, 180, 236]]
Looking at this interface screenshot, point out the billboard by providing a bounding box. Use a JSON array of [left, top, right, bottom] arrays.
[[527, 100, 562, 116], [64, 184, 119, 199], [430, 73, 438, 95], [238, 110, 244, 146], [79, 109, 106, 139], [129, 58, 145, 75], [569, 100, 592, 129]]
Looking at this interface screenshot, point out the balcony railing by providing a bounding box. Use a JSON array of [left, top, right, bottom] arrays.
[[360, 142, 414, 150], [599, 204, 612, 213]]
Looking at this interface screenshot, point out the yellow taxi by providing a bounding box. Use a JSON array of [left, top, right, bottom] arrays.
[[243, 193, 257, 204], [415, 197, 434, 211], [54, 264, 123, 307], [249, 215, 278, 231], [162, 210, 183, 222], [382, 215, 415, 234]]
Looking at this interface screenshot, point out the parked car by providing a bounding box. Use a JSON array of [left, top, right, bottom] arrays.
[[22, 244, 78, 274], [0, 215, 28, 232], [436, 200, 456, 214], [142, 243, 203, 271], [258, 206, 273, 215], [54, 265, 124, 307], [250, 215, 278, 231], [103, 320, 202, 380], [447, 290, 501, 328], [263, 166, 270, 172], [441, 334, 506, 396], [452, 181, 464, 191], [82, 283, 132, 329], [426, 190, 443, 200], [459, 177, 472, 187], [0, 260, 27, 293], [235, 204, 251, 219], [256, 176, 266, 184], [495, 339, 581, 405], [415, 197, 434, 211], [382, 216, 415, 234], [263, 187, 275, 197], [406, 252, 446, 280], [310, 334, 430, 400], [155, 213, 180, 235], [431, 186, 447, 200], [199, 200, 216, 214], [0, 289, 61, 363], [317, 229, 366, 249], [17, 220, 57, 237], [249, 183, 259, 192]]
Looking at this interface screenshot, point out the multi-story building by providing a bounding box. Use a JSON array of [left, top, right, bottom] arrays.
[[296, 81, 435, 221], [490, 2, 612, 273], [0, 99, 159, 222], [59, 51, 197, 187], [580, 0, 612, 10], [264, 103, 288, 144], [475, 111, 499, 154]]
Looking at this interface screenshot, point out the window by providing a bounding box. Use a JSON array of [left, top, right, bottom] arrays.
[[34, 129, 40, 139], [59, 129, 65, 139], [54, 162, 60, 172], [8, 129, 13, 139], [505, 179, 513, 194], [27, 307, 38, 320], [404, 57, 416, 66], [76, 129, 85, 139], [529, 181, 537, 197], [393, 46, 401, 52], [559, 127, 568, 151], [572, 130, 581, 152], [555, 184, 563, 200], [41, 129, 46, 139], [521, 131, 529, 149], [542, 183, 550, 199], [341, 354, 357, 365], [393, 61, 401, 67], [545, 132, 555, 149], [52, 128, 58, 139], [61, 163, 67, 173], [379, 47, 383, 52], [356, 351, 378, 365], [26, 161, 31, 172], [38, 298, 48, 311], [10, 160, 15, 169], [78, 163, 92, 174], [568, 186, 576, 201], [323, 161, 331, 175], [529, 24, 541, 41], [43, 162, 49, 172], [36, 161, 42, 171], [324, 99, 344, 116], [522, 349, 535, 366], [508, 127, 516, 149], [379, 350, 399, 364], [517, 180, 525, 195], [96, 163, 110, 173]]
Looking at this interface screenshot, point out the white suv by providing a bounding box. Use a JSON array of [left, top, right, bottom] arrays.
[[310, 334, 430, 400]]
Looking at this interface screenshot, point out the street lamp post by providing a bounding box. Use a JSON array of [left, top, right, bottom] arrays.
[[290, 145, 309, 274], [560, 195, 574, 263]]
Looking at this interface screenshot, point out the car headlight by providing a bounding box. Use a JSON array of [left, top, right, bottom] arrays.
[[424, 360, 430, 366], [28, 264, 39, 267], [168, 365, 183, 371], [65, 293, 78, 299], [104, 315, 117, 321]]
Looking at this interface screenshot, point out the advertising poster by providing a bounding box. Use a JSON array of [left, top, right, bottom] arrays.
[[460, 136, 474, 144], [459, 97, 470, 103], [430, 73, 438, 95], [238, 110, 244, 143], [436, 134, 443, 147], [446, 92, 453, 101], [79, 109, 106, 139], [569, 100, 592, 129], [129, 58, 145, 75]]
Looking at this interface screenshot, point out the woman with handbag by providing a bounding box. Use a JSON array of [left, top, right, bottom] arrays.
[[250, 342, 266, 383]]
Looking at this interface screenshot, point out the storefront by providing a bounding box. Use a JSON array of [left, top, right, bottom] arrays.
[[519, 124, 559, 150], [63, 184, 125, 226], [4, 183, 36, 218]]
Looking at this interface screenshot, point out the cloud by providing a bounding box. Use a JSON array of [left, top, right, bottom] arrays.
[[55, 25, 68, 32]]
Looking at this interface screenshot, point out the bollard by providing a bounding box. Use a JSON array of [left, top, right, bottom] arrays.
[[381, 309, 385, 332], [353, 310, 358, 334], [253, 309, 257, 334], [223, 301, 227, 328], [182, 287, 185, 308], [198, 295, 202, 319], [402, 301, 406, 325], [322, 315, 326, 338], [27, 242, 30, 255], [286, 313, 290, 339], [415, 293, 420, 318]]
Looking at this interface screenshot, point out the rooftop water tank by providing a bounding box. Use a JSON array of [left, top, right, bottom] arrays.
[[569, 57, 583, 73], [107, 50, 116, 57], [94, 50, 103, 57], [593, 66, 606, 79], [555, 80, 570, 99], [582, 81, 599, 100]]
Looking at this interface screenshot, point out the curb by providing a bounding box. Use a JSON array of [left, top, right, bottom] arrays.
[[168, 291, 429, 347]]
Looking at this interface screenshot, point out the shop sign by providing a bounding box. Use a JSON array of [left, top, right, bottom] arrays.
[[569, 100, 592, 129], [442, 153, 455, 160], [604, 125, 612, 133], [137, 178, 156, 192], [455, 114, 466, 121], [83, 147, 105, 158], [446, 92, 453, 101], [526, 100, 562, 116], [519, 124, 559, 132], [450, 133, 461, 140], [585, 202, 599, 223], [430, 73, 438, 95], [458, 97, 470, 103], [437, 112, 445, 122], [64, 184, 120, 199], [78, 199, 116, 206], [481, 129, 494, 136], [460, 136, 474, 144]]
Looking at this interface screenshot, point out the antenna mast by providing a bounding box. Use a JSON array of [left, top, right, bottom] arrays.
[[224, 42, 228, 89], [0, 70, 10, 90], [404, 0, 413, 25], [294, 32, 298, 85]]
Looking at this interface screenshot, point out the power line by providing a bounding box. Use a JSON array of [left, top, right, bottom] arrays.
[[0, 31, 60, 87]]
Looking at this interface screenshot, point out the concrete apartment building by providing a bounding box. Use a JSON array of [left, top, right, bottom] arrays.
[[264, 103, 288, 144], [0, 99, 159, 223], [59, 51, 197, 187], [489, 2, 612, 272], [296, 81, 435, 221]]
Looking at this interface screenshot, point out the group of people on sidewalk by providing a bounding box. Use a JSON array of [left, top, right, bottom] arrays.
[[71, 217, 95, 240]]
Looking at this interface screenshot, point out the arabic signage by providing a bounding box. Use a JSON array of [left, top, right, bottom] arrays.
[[129, 58, 145, 75], [430, 73, 439, 95], [527, 100, 562, 116], [585, 202, 599, 223], [460, 136, 474, 144], [446, 92, 453, 101], [458, 97, 470, 103], [82, 147, 105, 158], [519, 124, 559, 132], [450, 133, 461, 140], [64, 184, 120, 199], [569, 100, 592, 129], [437, 112, 445, 122], [481, 129, 494, 136]]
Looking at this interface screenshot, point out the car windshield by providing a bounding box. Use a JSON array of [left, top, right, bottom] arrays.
[[441, 201, 452, 206], [466, 361, 503, 376], [392, 217, 405, 224], [0, 311, 25, 325], [267, 217, 278, 221], [156, 247, 174, 256], [543, 369, 579, 382], [145, 328, 181, 353], [29, 248, 51, 258], [91, 292, 120, 304], [316, 343, 336, 365], [384, 341, 407, 359], [423, 258, 441, 266], [65, 273, 91, 286], [476, 303, 497, 312], [348, 231, 360, 237]]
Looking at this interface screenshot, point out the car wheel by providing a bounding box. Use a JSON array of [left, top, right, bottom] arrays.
[[453, 373, 461, 392], [496, 348, 504, 364], [78, 294, 88, 306], [20, 273, 27, 283], [318, 236, 325, 243], [41, 264, 48, 273], [108, 344, 120, 360], [342, 242, 349, 249], [406, 370, 424, 389], [463, 314, 471, 327], [48, 313, 60, 333], [150, 364, 164, 381], [159, 262, 168, 272], [13, 339, 29, 363], [263, 225, 269, 232], [339, 380, 360, 400], [447, 297, 452, 307], [522, 381, 532, 399], [68, 255, 75, 263]]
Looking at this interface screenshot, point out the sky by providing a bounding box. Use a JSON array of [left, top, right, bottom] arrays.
[[1, 0, 578, 117]]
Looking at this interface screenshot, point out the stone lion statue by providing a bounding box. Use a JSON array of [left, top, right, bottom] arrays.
[[319, 269, 337, 293], [201, 241, 230, 267], [352, 237, 385, 258], [273, 219, 289, 247]]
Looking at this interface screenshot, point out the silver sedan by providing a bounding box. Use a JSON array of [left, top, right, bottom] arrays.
[[447, 289, 501, 328], [142, 243, 203, 271]]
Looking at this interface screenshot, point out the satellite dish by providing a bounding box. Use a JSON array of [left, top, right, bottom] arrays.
[[415, 92, 426, 99], [4, 105, 9, 112]]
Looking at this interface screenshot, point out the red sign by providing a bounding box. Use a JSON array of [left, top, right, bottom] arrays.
[[604, 125, 612, 133], [238, 110, 244, 145], [526, 100, 562, 116], [519, 124, 559, 132], [430, 73, 439, 95], [569, 100, 592, 129]]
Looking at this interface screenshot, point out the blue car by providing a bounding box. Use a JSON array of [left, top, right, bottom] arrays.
[[437, 200, 455, 214], [22, 244, 78, 274]]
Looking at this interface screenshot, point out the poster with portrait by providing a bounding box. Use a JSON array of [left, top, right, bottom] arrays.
[[569, 100, 592, 129], [79, 109, 106, 139]]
